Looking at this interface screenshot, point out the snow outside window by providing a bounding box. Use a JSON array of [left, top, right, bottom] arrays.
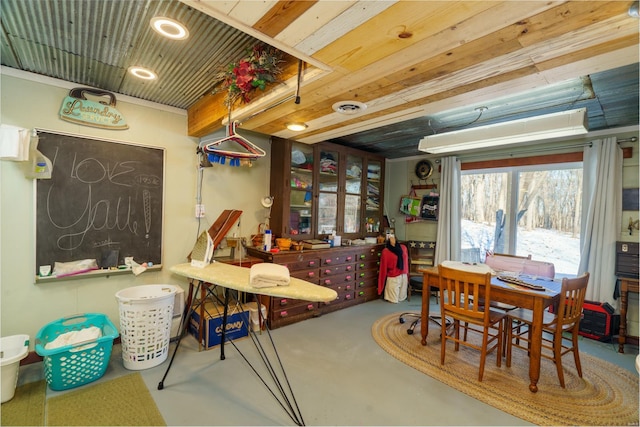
[[460, 162, 582, 276]]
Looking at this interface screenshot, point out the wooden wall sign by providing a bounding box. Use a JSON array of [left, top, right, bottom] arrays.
[[59, 87, 128, 130]]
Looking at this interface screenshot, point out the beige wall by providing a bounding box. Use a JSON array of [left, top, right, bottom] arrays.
[[1, 72, 272, 346]]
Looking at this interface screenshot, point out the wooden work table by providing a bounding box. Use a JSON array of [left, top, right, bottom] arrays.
[[419, 265, 563, 393]]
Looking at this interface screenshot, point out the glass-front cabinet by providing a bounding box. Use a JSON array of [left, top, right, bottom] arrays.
[[317, 148, 339, 235], [288, 143, 314, 236], [270, 137, 384, 241], [344, 154, 362, 235], [364, 158, 382, 234]]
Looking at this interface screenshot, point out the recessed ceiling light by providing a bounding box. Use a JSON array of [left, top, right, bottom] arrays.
[[332, 101, 367, 115], [150, 16, 189, 40], [128, 66, 157, 80], [286, 122, 308, 131]]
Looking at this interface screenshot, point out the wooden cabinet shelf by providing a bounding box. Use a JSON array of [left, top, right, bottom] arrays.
[[406, 240, 437, 276], [270, 138, 384, 241]]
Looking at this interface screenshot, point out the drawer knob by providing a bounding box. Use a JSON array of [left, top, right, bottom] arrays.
[[325, 259, 332, 264], [306, 304, 314, 310], [308, 261, 315, 266], [280, 299, 288, 306], [308, 272, 315, 277], [346, 275, 352, 281], [346, 265, 352, 271], [324, 279, 331, 285], [325, 269, 331, 274], [346, 256, 352, 261], [280, 310, 288, 317]]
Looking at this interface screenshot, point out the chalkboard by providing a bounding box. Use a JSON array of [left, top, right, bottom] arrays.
[[35, 131, 164, 277]]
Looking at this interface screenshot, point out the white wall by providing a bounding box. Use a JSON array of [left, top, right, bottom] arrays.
[[0, 71, 272, 346]]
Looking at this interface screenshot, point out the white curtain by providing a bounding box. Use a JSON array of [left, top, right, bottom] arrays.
[[578, 137, 622, 305], [434, 156, 461, 264]]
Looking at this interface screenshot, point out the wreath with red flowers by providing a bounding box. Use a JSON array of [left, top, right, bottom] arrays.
[[215, 44, 283, 108]]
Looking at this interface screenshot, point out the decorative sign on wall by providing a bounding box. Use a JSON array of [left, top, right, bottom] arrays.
[[59, 87, 128, 130]]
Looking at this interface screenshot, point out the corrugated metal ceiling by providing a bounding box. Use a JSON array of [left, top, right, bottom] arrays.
[[1, 0, 258, 110]]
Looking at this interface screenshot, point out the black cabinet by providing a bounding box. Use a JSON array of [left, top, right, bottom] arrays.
[[616, 241, 639, 278]]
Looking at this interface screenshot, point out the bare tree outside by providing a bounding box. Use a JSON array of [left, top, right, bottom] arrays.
[[461, 166, 582, 275]]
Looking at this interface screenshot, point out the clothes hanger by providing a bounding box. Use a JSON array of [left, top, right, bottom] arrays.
[[203, 120, 266, 160]]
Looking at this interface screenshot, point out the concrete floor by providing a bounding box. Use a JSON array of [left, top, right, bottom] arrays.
[[16, 296, 639, 426]]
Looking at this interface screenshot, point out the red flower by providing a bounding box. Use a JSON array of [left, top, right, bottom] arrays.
[[234, 60, 255, 93], [216, 45, 283, 107]]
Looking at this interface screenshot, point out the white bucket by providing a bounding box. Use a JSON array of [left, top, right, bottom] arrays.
[[245, 302, 267, 332], [1, 334, 30, 403]]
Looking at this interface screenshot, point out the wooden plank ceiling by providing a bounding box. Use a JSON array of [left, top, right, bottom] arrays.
[[184, 0, 639, 157]]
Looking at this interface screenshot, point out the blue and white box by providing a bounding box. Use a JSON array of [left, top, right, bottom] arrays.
[[189, 301, 249, 349]]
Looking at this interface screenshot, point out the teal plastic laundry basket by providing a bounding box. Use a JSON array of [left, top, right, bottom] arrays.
[[35, 313, 118, 391]]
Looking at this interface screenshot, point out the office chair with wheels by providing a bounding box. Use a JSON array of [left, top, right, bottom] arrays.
[[398, 245, 444, 334], [398, 274, 444, 334]]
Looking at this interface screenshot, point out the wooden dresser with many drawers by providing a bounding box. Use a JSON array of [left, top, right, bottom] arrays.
[[246, 244, 383, 329]]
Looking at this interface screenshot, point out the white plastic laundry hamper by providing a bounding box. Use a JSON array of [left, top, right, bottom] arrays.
[[1, 334, 29, 403], [115, 285, 177, 370]]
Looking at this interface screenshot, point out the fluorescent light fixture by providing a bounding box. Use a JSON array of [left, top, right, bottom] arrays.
[[418, 108, 588, 154]]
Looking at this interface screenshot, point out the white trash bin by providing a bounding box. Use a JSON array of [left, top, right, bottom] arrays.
[[1, 334, 30, 403], [115, 285, 177, 370]]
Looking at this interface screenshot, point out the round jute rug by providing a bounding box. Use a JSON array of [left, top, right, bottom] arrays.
[[372, 312, 639, 426]]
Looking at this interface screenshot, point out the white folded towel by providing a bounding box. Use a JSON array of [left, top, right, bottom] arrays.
[[250, 263, 290, 288], [44, 326, 102, 350]]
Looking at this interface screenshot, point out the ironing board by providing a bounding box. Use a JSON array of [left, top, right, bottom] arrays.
[[158, 261, 337, 426], [169, 261, 337, 301]]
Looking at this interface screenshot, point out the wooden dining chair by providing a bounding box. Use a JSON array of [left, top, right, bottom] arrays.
[[505, 273, 589, 388], [438, 264, 507, 382]]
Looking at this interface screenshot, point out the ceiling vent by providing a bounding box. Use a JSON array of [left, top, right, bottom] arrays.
[[332, 101, 367, 115]]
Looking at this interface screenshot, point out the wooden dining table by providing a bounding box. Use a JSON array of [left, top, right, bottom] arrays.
[[419, 266, 563, 393]]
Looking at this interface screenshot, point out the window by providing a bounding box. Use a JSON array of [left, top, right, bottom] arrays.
[[460, 162, 582, 276]]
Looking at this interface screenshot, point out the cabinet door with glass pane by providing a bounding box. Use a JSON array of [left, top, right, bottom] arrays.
[[288, 142, 314, 237], [317, 148, 339, 236], [343, 153, 363, 237], [365, 158, 383, 234]]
